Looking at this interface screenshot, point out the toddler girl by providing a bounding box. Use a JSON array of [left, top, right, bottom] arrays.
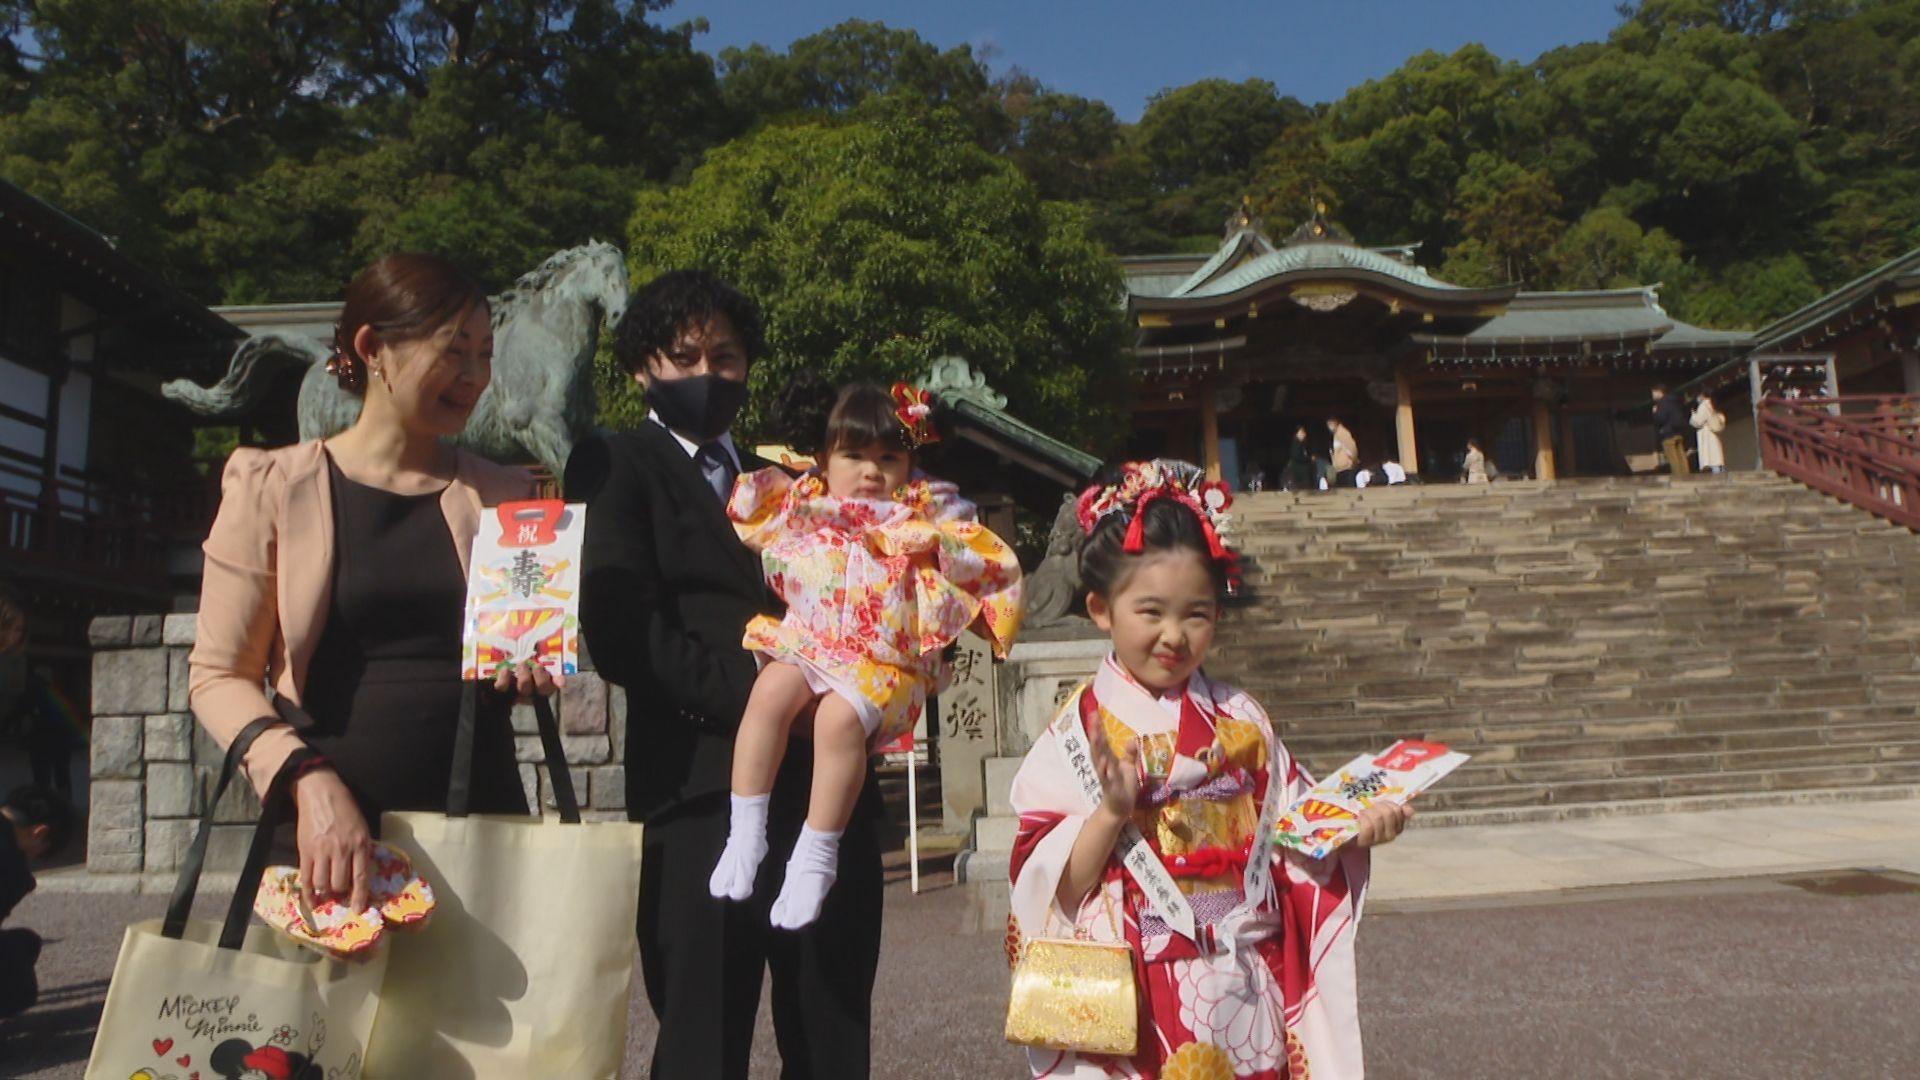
[[709, 382, 1023, 928], [1008, 459, 1411, 1078]]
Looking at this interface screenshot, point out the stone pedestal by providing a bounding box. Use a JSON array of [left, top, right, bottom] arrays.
[[956, 632, 1106, 882]]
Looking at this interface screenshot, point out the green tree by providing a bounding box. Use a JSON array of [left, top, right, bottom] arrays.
[[1132, 78, 1310, 242], [1441, 153, 1564, 284], [717, 20, 1006, 146], [624, 102, 1129, 451], [1542, 206, 1689, 293]]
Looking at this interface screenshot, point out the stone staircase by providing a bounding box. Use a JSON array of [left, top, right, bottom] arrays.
[[1209, 473, 1920, 821]]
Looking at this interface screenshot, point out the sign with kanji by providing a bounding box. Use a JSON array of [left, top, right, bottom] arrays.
[[461, 499, 585, 680]]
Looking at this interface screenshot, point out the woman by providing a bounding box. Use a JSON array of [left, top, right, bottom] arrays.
[[1463, 438, 1490, 484], [190, 253, 551, 913], [1692, 395, 1727, 473], [1284, 425, 1317, 491]]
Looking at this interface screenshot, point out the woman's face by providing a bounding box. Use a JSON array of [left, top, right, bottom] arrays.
[[1294, 427, 1308, 442], [824, 440, 911, 500], [365, 304, 493, 438]]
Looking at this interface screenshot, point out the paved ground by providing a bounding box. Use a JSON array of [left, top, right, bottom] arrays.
[[9, 809, 1920, 1077]]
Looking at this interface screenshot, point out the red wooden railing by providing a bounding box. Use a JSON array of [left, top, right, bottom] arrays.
[[1758, 394, 1920, 530]]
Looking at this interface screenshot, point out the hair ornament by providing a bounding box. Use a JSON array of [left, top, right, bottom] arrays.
[[325, 330, 365, 392], [890, 382, 941, 448], [1076, 459, 1241, 592]]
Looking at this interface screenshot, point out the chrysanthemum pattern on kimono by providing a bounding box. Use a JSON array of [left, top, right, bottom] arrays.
[[728, 467, 1023, 744]]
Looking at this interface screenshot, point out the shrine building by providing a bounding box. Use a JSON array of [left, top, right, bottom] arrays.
[[1120, 206, 1756, 484]]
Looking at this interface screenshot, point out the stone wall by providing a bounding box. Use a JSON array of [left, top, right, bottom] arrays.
[[86, 614, 631, 878]]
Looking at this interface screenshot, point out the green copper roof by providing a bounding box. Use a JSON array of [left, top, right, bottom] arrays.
[[1751, 247, 1920, 350], [1171, 239, 1483, 299], [1459, 287, 1751, 350]]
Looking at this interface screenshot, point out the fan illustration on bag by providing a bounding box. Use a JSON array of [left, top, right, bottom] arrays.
[[460, 499, 586, 679]]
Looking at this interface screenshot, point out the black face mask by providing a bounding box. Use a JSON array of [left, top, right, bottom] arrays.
[[647, 373, 749, 442]]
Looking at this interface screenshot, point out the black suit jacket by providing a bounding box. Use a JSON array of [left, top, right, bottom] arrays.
[[565, 423, 782, 820]]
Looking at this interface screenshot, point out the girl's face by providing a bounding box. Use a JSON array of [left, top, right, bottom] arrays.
[[824, 440, 911, 499], [1087, 550, 1219, 694], [360, 304, 493, 438]]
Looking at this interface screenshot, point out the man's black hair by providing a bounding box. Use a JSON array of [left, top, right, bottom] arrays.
[[3, 784, 73, 853], [612, 269, 767, 375]]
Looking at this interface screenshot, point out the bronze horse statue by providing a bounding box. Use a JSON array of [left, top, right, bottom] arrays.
[[163, 241, 628, 475]]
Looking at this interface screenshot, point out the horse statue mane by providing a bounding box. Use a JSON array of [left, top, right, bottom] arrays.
[[163, 241, 629, 476]]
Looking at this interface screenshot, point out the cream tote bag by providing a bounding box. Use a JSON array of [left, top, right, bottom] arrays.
[[363, 689, 644, 1078], [87, 719, 387, 1079]]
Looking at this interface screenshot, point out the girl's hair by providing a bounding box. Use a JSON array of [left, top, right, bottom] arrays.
[[822, 383, 915, 457], [1078, 466, 1232, 602], [330, 254, 489, 395]]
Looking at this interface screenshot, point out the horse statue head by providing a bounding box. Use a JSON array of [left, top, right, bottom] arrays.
[[165, 242, 632, 477]]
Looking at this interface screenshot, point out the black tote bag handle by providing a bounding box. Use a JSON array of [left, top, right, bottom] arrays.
[[449, 681, 578, 823], [161, 715, 314, 947]]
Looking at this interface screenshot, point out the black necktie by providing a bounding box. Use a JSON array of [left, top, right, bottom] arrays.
[[695, 441, 737, 503]]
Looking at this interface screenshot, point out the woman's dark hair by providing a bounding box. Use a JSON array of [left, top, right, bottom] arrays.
[[821, 383, 914, 458], [331, 253, 489, 395], [1078, 466, 1232, 602], [613, 269, 766, 375]]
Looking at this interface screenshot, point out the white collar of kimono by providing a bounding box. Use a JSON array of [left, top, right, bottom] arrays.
[[1092, 653, 1219, 736]]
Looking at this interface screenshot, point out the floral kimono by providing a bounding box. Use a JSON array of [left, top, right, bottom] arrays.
[[728, 467, 1023, 743], [1008, 656, 1369, 1079]]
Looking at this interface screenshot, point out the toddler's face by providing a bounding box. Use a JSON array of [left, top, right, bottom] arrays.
[[824, 440, 911, 500], [1087, 550, 1219, 694]]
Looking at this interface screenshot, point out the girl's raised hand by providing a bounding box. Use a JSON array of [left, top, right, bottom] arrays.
[[1087, 720, 1141, 820], [1353, 800, 1415, 848]]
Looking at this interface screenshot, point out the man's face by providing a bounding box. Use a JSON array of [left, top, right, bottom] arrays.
[[1651, 389, 1665, 402], [637, 313, 749, 389], [7, 816, 50, 860]]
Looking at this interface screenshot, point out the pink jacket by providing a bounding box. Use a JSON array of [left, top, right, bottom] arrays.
[[188, 440, 532, 796]]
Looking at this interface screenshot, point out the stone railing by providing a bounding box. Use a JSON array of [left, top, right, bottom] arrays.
[[86, 614, 629, 880]]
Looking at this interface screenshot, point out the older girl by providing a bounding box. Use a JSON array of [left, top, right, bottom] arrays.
[[1008, 460, 1410, 1078]]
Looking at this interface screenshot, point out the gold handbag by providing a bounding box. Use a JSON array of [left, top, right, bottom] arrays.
[[1004, 892, 1137, 1056]]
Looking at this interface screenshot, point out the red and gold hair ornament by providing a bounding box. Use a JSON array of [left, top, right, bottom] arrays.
[[891, 382, 941, 448], [1075, 459, 1241, 592]]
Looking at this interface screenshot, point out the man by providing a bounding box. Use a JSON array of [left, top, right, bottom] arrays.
[[1328, 417, 1359, 487], [565, 271, 881, 1079], [1, 784, 71, 1021], [1652, 385, 1692, 475]]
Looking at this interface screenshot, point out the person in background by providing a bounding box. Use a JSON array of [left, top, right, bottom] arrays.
[[1463, 438, 1490, 484], [1, 784, 73, 1022], [1692, 394, 1727, 474], [1327, 417, 1358, 487], [1652, 385, 1692, 475], [1284, 425, 1317, 492]]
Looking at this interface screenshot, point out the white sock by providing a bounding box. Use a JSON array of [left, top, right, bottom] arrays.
[[708, 793, 771, 901], [769, 825, 842, 930]]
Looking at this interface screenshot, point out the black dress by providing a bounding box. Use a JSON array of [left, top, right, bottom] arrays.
[[299, 456, 528, 827]]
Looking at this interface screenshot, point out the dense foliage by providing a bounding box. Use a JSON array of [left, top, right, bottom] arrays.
[[3, 0, 1917, 431]]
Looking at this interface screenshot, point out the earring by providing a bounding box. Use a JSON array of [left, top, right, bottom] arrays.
[[371, 363, 393, 393]]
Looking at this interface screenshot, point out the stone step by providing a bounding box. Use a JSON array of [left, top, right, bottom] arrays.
[[1415, 759, 1920, 811]]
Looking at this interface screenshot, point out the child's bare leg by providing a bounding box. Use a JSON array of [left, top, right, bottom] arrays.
[[710, 661, 816, 902], [769, 693, 868, 930]]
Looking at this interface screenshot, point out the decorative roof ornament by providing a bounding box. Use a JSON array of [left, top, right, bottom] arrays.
[[1223, 193, 1266, 240], [1284, 199, 1355, 247], [921, 355, 1008, 409]]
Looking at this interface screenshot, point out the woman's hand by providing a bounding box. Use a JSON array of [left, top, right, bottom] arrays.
[[493, 659, 561, 700], [292, 767, 374, 911], [1353, 800, 1415, 848], [1088, 720, 1140, 821]]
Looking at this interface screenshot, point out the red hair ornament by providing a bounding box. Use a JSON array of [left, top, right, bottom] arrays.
[[1076, 460, 1243, 595]]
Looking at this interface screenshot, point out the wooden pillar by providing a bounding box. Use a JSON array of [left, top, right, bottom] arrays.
[[1200, 380, 1223, 481], [1532, 398, 1557, 481], [1557, 405, 1579, 478], [1394, 366, 1419, 475], [1901, 352, 1920, 395]]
